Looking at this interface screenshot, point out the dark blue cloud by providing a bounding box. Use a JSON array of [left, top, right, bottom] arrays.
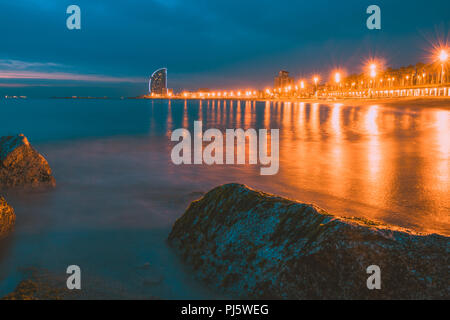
[[0, 0, 448, 96]]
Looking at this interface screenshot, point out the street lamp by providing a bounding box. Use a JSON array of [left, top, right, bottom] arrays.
[[313, 76, 319, 96], [369, 63, 377, 88], [313, 76, 319, 86], [370, 64, 377, 78], [334, 72, 340, 82], [439, 49, 448, 84], [335, 72, 341, 91]]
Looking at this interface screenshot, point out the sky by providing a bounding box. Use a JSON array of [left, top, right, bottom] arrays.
[[0, 0, 449, 97]]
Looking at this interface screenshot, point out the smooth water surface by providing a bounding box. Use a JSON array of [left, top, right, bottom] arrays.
[[0, 98, 448, 298]]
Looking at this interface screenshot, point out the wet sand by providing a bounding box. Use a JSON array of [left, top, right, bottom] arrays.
[[302, 97, 450, 109]]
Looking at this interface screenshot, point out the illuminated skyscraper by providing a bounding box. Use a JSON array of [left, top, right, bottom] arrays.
[[149, 68, 168, 95]]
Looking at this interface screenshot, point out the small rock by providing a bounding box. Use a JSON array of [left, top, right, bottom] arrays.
[[0, 196, 15, 238], [0, 134, 55, 189]]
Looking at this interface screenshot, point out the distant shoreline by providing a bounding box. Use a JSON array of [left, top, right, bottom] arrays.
[[50, 96, 114, 100], [132, 96, 450, 108], [44, 95, 450, 108]]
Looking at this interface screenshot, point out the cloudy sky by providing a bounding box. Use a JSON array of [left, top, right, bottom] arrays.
[[0, 0, 448, 97]]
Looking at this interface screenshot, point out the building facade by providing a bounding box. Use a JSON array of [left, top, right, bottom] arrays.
[[274, 70, 294, 90], [149, 68, 168, 96]]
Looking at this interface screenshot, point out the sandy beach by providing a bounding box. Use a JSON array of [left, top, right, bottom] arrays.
[[295, 96, 450, 108], [139, 96, 450, 109]]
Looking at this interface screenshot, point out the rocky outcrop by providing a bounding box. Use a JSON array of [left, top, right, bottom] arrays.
[[0, 196, 15, 237], [168, 184, 449, 300], [0, 134, 55, 189], [2, 278, 76, 300]]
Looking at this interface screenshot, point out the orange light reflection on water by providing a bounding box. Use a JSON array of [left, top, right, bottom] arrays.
[[166, 100, 449, 235]]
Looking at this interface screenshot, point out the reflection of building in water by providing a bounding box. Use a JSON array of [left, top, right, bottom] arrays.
[[274, 70, 294, 90], [149, 68, 168, 96]]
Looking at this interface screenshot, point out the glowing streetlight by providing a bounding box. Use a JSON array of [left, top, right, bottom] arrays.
[[313, 76, 319, 86], [335, 72, 341, 84], [438, 49, 448, 84], [367, 63, 378, 89], [312, 76, 319, 96], [369, 63, 377, 78], [334, 72, 342, 92], [439, 49, 448, 62]]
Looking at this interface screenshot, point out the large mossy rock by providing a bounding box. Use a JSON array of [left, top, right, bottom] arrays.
[[168, 183, 449, 300], [0, 134, 55, 189], [0, 196, 15, 237]]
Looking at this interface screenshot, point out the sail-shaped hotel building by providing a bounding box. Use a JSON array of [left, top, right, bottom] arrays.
[[149, 68, 168, 96]]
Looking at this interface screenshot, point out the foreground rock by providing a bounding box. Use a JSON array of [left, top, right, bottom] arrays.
[[2, 267, 79, 300], [2, 271, 77, 300], [168, 184, 449, 299], [1, 280, 64, 300], [0, 134, 55, 189], [2, 267, 159, 300], [0, 196, 15, 237]]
